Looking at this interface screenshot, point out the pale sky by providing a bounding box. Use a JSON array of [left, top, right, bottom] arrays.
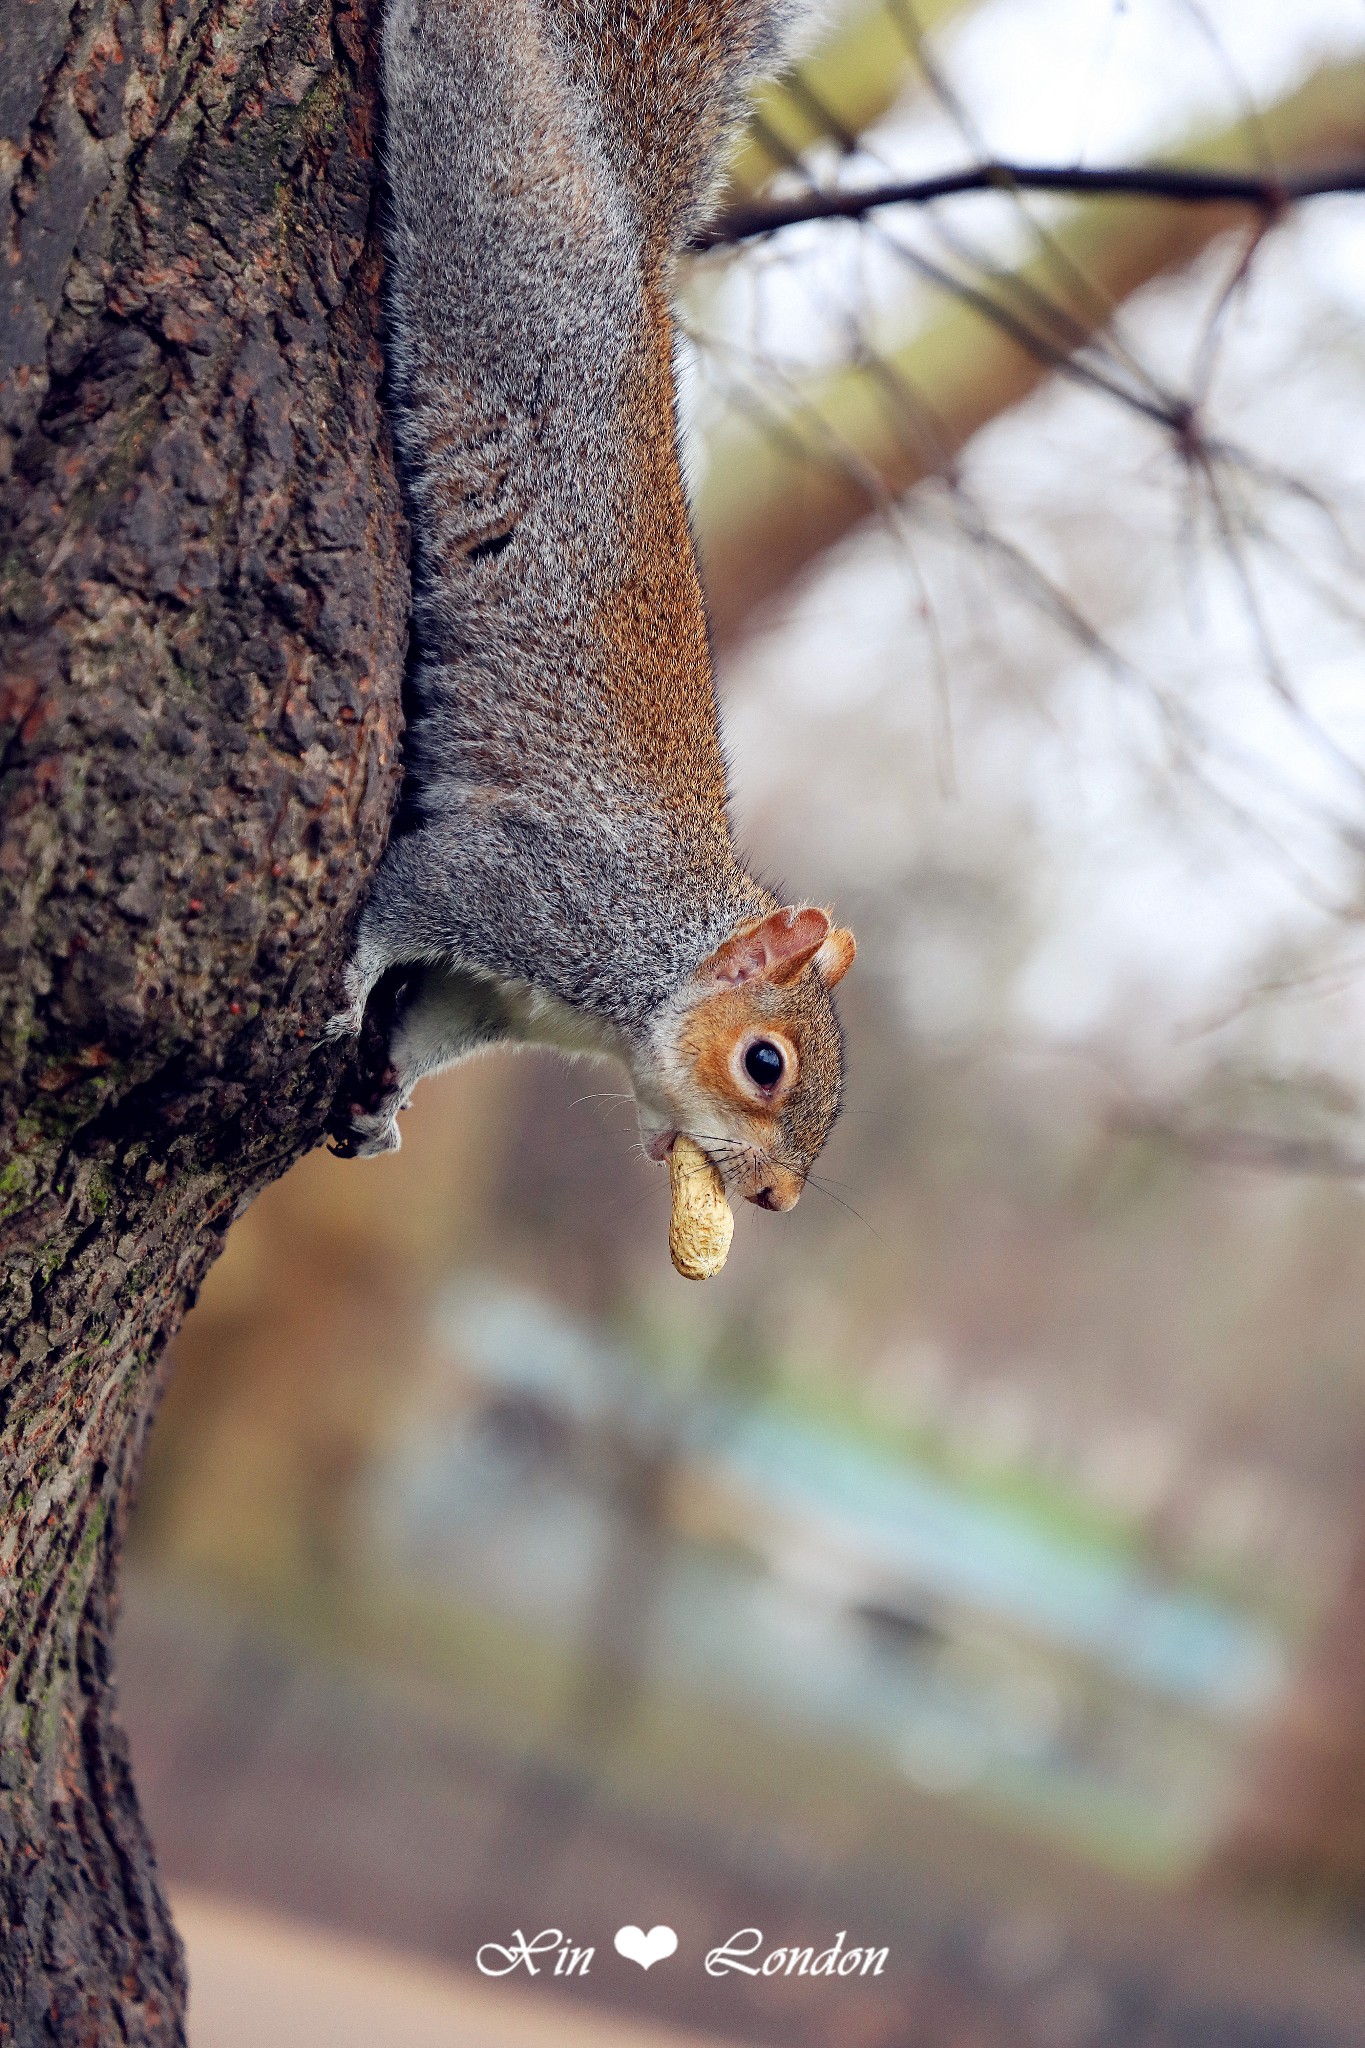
[[705, 0, 1365, 1099]]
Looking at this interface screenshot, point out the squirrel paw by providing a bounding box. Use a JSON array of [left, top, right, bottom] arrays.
[[328, 1106, 403, 1159], [325, 982, 408, 1159], [323, 999, 366, 1042]]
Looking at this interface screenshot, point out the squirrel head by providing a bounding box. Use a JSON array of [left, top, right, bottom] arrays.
[[637, 906, 856, 1211]]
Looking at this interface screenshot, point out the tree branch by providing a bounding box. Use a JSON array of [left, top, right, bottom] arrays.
[[694, 57, 1365, 645], [699, 158, 1365, 249], [723, 0, 979, 203], [1108, 1108, 1365, 1181]]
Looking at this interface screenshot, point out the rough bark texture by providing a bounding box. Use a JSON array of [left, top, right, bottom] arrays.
[[0, 0, 404, 2036]]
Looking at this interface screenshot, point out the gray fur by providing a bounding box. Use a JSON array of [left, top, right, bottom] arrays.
[[338, 0, 831, 1161]]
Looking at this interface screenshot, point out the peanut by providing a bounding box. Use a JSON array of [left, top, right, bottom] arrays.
[[668, 1135, 734, 1280]]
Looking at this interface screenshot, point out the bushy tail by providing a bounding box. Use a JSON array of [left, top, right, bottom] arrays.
[[553, 0, 811, 249]]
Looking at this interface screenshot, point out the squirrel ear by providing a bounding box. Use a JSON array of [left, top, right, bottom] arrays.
[[814, 926, 856, 988], [702, 907, 831, 989]]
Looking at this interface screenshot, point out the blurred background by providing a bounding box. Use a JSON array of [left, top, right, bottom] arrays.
[[120, 3, 1365, 2042]]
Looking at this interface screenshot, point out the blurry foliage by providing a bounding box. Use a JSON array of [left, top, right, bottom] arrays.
[[135, 1061, 513, 1587]]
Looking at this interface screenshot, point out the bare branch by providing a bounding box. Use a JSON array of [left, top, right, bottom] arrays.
[[723, 0, 980, 203], [695, 57, 1365, 646], [697, 159, 1365, 250], [1109, 1108, 1365, 1181]]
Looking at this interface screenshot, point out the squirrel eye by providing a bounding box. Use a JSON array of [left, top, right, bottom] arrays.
[[744, 1039, 785, 1089]]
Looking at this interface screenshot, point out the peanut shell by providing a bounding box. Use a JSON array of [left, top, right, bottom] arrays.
[[668, 1135, 734, 1280]]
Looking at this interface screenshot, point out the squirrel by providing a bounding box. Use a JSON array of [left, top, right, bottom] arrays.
[[330, 0, 856, 1218]]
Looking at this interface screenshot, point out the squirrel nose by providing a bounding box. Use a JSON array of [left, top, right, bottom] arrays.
[[750, 1181, 799, 1212]]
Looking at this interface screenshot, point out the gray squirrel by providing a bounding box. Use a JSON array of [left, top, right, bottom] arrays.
[[331, 0, 856, 1218]]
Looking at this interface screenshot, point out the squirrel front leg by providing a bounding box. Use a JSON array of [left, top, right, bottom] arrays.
[[330, 959, 510, 1157], [331, 825, 470, 1036], [328, 822, 514, 1148]]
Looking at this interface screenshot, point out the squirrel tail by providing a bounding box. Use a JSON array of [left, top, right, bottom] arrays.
[[554, 1, 812, 250]]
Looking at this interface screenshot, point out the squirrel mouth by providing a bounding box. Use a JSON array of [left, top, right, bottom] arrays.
[[648, 1130, 726, 1186]]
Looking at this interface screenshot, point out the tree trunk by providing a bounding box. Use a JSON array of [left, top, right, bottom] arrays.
[[1211, 1516, 1365, 1910], [0, 0, 404, 2036]]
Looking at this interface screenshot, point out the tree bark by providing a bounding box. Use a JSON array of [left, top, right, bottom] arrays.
[[1210, 1516, 1365, 1909], [0, 0, 404, 2036]]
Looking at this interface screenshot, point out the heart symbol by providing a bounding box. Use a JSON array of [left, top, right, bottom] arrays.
[[614, 1924, 678, 1970]]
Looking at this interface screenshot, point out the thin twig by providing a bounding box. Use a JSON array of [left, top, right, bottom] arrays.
[[1109, 1108, 1365, 1181], [696, 160, 1365, 249], [866, 221, 1180, 426]]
